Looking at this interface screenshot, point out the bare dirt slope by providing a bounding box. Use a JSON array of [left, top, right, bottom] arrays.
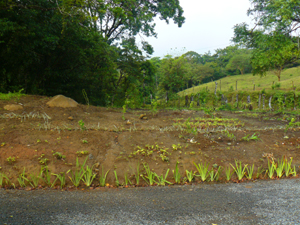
[[1, 95, 300, 188]]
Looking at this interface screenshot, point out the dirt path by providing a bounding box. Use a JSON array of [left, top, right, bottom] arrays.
[[1, 178, 300, 224]]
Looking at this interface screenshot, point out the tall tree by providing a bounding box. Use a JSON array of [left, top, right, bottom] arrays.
[[232, 0, 300, 81]]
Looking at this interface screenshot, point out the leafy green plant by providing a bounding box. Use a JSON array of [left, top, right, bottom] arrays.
[[124, 172, 132, 186], [40, 166, 53, 187], [78, 120, 86, 131], [29, 171, 41, 188], [130, 162, 140, 185], [38, 154, 49, 165], [209, 166, 222, 182], [173, 161, 181, 184], [82, 140, 88, 144], [155, 169, 172, 186], [241, 133, 260, 141], [53, 152, 66, 160], [266, 160, 276, 179], [82, 165, 97, 187], [256, 166, 265, 179], [222, 130, 236, 141], [284, 157, 293, 177], [275, 157, 285, 178], [230, 160, 247, 180], [246, 164, 255, 180], [67, 157, 88, 187], [194, 162, 210, 182], [185, 170, 195, 182], [225, 166, 233, 181], [114, 170, 120, 187], [172, 144, 182, 151], [17, 168, 29, 187], [6, 156, 16, 165], [52, 172, 66, 189], [99, 166, 110, 187], [151, 97, 158, 115], [142, 163, 156, 185], [0, 172, 10, 187]]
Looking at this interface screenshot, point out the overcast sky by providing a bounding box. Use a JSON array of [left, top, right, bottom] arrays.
[[144, 0, 254, 58]]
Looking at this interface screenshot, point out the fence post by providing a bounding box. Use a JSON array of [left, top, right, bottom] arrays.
[[236, 81, 238, 91], [236, 94, 239, 109], [258, 94, 261, 109], [263, 94, 265, 109], [269, 96, 272, 110], [214, 82, 218, 96]]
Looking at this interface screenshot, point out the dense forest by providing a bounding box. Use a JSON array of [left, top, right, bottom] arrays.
[[1, 0, 300, 107]]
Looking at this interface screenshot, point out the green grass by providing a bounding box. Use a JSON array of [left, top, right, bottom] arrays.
[[0, 89, 25, 100], [179, 66, 300, 96]]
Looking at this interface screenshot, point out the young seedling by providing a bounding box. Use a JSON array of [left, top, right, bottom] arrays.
[[29, 171, 41, 188], [0, 172, 10, 187], [52, 172, 66, 189], [284, 158, 293, 177], [194, 162, 210, 182], [17, 168, 29, 188], [6, 156, 16, 165], [40, 166, 52, 187], [155, 169, 172, 186], [185, 170, 195, 182], [99, 166, 110, 187], [209, 166, 222, 182], [225, 166, 234, 181], [256, 166, 265, 179], [246, 164, 255, 180], [266, 160, 276, 179], [173, 161, 181, 184], [114, 170, 119, 187], [130, 162, 141, 185], [124, 172, 132, 186], [275, 157, 285, 178], [82, 165, 97, 187], [67, 156, 88, 187], [78, 120, 86, 131], [53, 152, 66, 160], [230, 160, 247, 180], [141, 163, 156, 185]]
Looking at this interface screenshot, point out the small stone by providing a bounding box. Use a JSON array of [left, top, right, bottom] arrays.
[[139, 114, 146, 119], [89, 154, 94, 160], [4, 104, 23, 111], [126, 120, 132, 125], [68, 116, 74, 120], [142, 117, 148, 120], [95, 163, 100, 168]]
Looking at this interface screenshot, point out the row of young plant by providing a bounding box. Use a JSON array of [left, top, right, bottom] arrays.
[[0, 156, 297, 189], [157, 90, 300, 111]]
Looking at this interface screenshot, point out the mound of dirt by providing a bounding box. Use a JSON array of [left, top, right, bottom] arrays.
[[4, 104, 23, 111], [46, 95, 78, 108]]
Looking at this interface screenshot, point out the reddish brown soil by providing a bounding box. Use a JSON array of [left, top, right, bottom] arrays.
[[1, 95, 300, 188]]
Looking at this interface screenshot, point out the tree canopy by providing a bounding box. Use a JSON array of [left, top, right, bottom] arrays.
[[232, 0, 300, 81], [0, 0, 184, 106]]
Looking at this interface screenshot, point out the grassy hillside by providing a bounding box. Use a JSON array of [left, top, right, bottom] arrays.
[[179, 66, 300, 96]]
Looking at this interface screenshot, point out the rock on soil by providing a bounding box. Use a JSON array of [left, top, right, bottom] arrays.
[[3, 104, 23, 111], [46, 95, 78, 108]]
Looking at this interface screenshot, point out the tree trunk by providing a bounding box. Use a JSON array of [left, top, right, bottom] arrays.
[[274, 67, 282, 81]]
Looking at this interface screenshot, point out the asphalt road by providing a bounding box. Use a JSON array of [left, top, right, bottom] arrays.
[[1, 179, 300, 225]]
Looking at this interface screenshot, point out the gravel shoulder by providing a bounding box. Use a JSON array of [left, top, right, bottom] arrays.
[[1, 178, 300, 225]]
